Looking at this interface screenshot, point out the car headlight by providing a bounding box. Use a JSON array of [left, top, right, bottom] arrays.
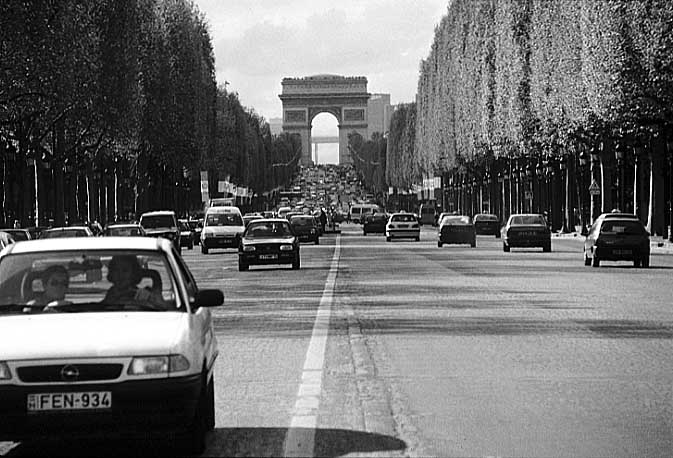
[[280, 244, 294, 251], [128, 355, 190, 375], [0, 362, 12, 380], [203, 231, 214, 238], [243, 245, 256, 252]]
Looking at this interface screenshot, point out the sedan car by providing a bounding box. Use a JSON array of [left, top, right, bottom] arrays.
[[363, 213, 388, 235], [438, 215, 476, 247], [386, 213, 420, 242], [238, 219, 300, 271], [289, 215, 320, 244], [583, 214, 650, 267], [0, 237, 224, 454], [473, 213, 501, 237], [501, 214, 551, 252], [40, 226, 94, 239]]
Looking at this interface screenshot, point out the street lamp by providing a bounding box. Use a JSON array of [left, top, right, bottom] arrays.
[[615, 140, 625, 211]]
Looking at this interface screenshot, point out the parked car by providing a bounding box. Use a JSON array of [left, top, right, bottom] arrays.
[[289, 215, 320, 244], [103, 223, 146, 237], [501, 213, 551, 252], [139, 210, 181, 254], [0, 236, 224, 453], [40, 226, 94, 239], [473, 213, 501, 237], [438, 215, 476, 248], [2, 229, 31, 242], [200, 206, 245, 254], [178, 220, 194, 250], [386, 212, 421, 242], [238, 219, 300, 271], [418, 204, 437, 226], [362, 213, 388, 235], [583, 213, 650, 267]]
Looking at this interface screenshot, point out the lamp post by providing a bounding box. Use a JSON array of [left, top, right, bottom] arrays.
[[667, 139, 673, 242], [578, 148, 588, 234], [615, 140, 625, 212], [590, 145, 600, 223]]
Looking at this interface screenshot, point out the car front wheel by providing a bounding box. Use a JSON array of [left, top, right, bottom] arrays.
[[292, 254, 300, 270], [503, 243, 510, 252], [181, 375, 212, 455], [641, 255, 650, 268], [592, 254, 600, 267], [238, 259, 248, 271], [584, 249, 591, 266], [201, 245, 208, 255]]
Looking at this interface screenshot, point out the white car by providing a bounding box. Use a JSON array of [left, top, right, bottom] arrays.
[[386, 212, 421, 242], [200, 206, 245, 254], [0, 237, 224, 453]]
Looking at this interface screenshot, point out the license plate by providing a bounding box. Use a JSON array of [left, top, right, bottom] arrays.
[[27, 391, 112, 412], [519, 232, 535, 236], [614, 249, 632, 255], [259, 254, 278, 260]]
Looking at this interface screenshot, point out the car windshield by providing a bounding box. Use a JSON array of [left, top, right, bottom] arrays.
[[391, 214, 417, 222], [5, 230, 29, 241], [245, 221, 293, 237], [106, 226, 142, 236], [443, 216, 472, 225], [205, 213, 243, 226], [600, 220, 645, 235], [510, 215, 545, 225], [0, 250, 180, 315], [141, 215, 175, 228]]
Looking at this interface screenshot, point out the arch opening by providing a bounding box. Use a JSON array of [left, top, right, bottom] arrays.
[[311, 112, 339, 165]]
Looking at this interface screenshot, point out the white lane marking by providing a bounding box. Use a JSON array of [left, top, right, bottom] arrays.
[[283, 234, 341, 457]]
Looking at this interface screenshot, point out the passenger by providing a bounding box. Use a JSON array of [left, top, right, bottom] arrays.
[[104, 255, 164, 308], [26, 265, 71, 311]]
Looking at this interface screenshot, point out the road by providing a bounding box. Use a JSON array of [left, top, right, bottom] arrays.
[[4, 224, 673, 457]]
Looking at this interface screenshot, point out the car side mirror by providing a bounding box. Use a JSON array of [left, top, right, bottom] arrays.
[[194, 289, 224, 308]]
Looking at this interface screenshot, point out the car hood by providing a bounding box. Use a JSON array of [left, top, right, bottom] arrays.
[[242, 237, 295, 245], [0, 312, 187, 360]]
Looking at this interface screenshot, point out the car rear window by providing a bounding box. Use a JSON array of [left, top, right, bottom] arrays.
[[600, 220, 645, 234], [205, 213, 243, 226], [291, 216, 314, 226], [475, 214, 498, 221], [391, 214, 417, 222], [510, 215, 545, 225], [443, 216, 472, 225], [245, 222, 293, 237]]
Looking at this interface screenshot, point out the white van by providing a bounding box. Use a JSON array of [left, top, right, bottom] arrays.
[[349, 203, 380, 224], [200, 206, 245, 254]]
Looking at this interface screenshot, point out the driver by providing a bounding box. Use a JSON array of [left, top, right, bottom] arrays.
[[26, 265, 71, 311], [104, 255, 164, 308]]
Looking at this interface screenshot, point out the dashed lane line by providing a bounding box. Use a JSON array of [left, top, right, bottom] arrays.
[[283, 234, 341, 458]]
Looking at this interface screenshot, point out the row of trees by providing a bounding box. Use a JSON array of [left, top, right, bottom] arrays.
[[1, 0, 299, 228], [386, 0, 673, 235]]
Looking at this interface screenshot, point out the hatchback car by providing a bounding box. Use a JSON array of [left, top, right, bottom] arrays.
[[363, 213, 388, 235], [0, 237, 224, 453], [139, 210, 181, 254], [386, 213, 420, 242], [40, 226, 94, 239], [289, 215, 320, 244], [473, 213, 501, 237], [583, 214, 650, 267], [501, 214, 551, 252], [238, 219, 300, 271], [200, 206, 245, 254], [438, 215, 476, 247]]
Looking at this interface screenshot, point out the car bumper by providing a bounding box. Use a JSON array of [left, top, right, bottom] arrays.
[[239, 251, 297, 265], [363, 225, 386, 233], [594, 246, 649, 261], [386, 230, 420, 238], [296, 233, 318, 242], [202, 236, 239, 248], [0, 374, 201, 441], [439, 233, 475, 244], [474, 224, 499, 235], [504, 236, 550, 247]]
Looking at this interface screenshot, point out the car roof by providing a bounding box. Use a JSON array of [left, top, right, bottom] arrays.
[[106, 223, 141, 228], [599, 212, 639, 219], [206, 206, 240, 213], [3, 236, 170, 254], [45, 226, 90, 231], [140, 210, 175, 216]]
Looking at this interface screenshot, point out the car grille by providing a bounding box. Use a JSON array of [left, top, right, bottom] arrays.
[[17, 364, 124, 383], [253, 244, 281, 253]]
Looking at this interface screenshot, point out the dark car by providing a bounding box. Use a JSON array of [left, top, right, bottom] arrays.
[[2, 229, 31, 242], [178, 220, 194, 250], [139, 210, 181, 254], [243, 214, 264, 227], [363, 213, 388, 235], [25, 226, 48, 240], [473, 213, 501, 237], [103, 223, 146, 237], [40, 226, 94, 239], [501, 213, 551, 252], [583, 214, 650, 267], [238, 219, 300, 271], [438, 215, 476, 248], [289, 215, 320, 244]]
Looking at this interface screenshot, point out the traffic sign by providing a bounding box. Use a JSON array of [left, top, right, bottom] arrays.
[[589, 180, 600, 195]]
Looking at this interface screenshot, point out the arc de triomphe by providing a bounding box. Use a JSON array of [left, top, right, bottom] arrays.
[[279, 75, 370, 166]]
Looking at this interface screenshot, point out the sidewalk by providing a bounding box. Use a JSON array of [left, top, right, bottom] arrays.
[[552, 231, 673, 254]]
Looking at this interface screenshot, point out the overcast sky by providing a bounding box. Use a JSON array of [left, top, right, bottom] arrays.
[[193, 0, 449, 125]]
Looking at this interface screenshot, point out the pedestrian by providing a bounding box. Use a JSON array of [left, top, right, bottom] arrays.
[[319, 207, 327, 233], [13, 220, 20, 229]]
